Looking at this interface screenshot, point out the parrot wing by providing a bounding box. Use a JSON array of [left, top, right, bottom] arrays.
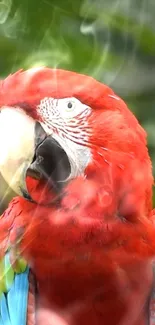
[[0, 197, 37, 325], [0, 253, 29, 325]]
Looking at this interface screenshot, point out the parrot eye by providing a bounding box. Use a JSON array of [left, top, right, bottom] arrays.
[[60, 97, 90, 118], [66, 101, 75, 112], [67, 101, 73, 109]]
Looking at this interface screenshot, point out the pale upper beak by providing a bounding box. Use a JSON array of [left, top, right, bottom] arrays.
[[0, 107, 71, 201]]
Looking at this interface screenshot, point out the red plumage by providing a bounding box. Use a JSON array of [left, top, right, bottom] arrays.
[[0, 68, 155, 325], [0, 68, 113, 112]]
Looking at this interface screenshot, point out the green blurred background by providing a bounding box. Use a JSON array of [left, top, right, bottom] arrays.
[[0, 0, 155, 212]]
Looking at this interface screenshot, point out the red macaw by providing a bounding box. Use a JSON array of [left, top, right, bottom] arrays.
[[0, 67, 155, 325]]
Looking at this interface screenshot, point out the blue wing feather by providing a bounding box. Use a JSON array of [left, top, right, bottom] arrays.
[[7, 268, 29, 325], [0, 293, 11, 325]]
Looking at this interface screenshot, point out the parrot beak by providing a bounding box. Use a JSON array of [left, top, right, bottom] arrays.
[[0, 107, 71, 201], [25, 122, 71, 200]]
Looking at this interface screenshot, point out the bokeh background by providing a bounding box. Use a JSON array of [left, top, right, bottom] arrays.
[[0, 0, 155, 212]]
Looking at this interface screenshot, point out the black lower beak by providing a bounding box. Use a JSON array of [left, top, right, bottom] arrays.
[[23, 122, 71, 200]]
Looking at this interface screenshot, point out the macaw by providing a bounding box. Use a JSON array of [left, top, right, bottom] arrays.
[[0, 67, 155, 325]]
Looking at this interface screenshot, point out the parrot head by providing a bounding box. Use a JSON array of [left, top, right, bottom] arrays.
[[0, 67, 153, 217]]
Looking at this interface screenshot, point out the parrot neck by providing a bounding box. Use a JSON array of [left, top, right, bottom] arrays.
[[34, 261, 154, 325]]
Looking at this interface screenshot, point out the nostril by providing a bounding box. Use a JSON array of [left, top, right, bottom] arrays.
[[35, 122, 47, 148]]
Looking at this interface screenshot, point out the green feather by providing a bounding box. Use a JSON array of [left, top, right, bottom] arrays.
[[0, 258, 7, 295], [13, 257, 27, 274], [0, 255, 14, 295], [4, 253, 14, 291], [0, 251, 27, 297]]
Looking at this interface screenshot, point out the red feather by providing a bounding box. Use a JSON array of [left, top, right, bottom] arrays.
[[1, 176, 155, 325], [0, 68, 155, 324]]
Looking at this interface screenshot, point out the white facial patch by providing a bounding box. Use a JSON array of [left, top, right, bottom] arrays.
[[37, 97, 92, 180], [37, 97, 91, 125], [0, 107, 36, 195]]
